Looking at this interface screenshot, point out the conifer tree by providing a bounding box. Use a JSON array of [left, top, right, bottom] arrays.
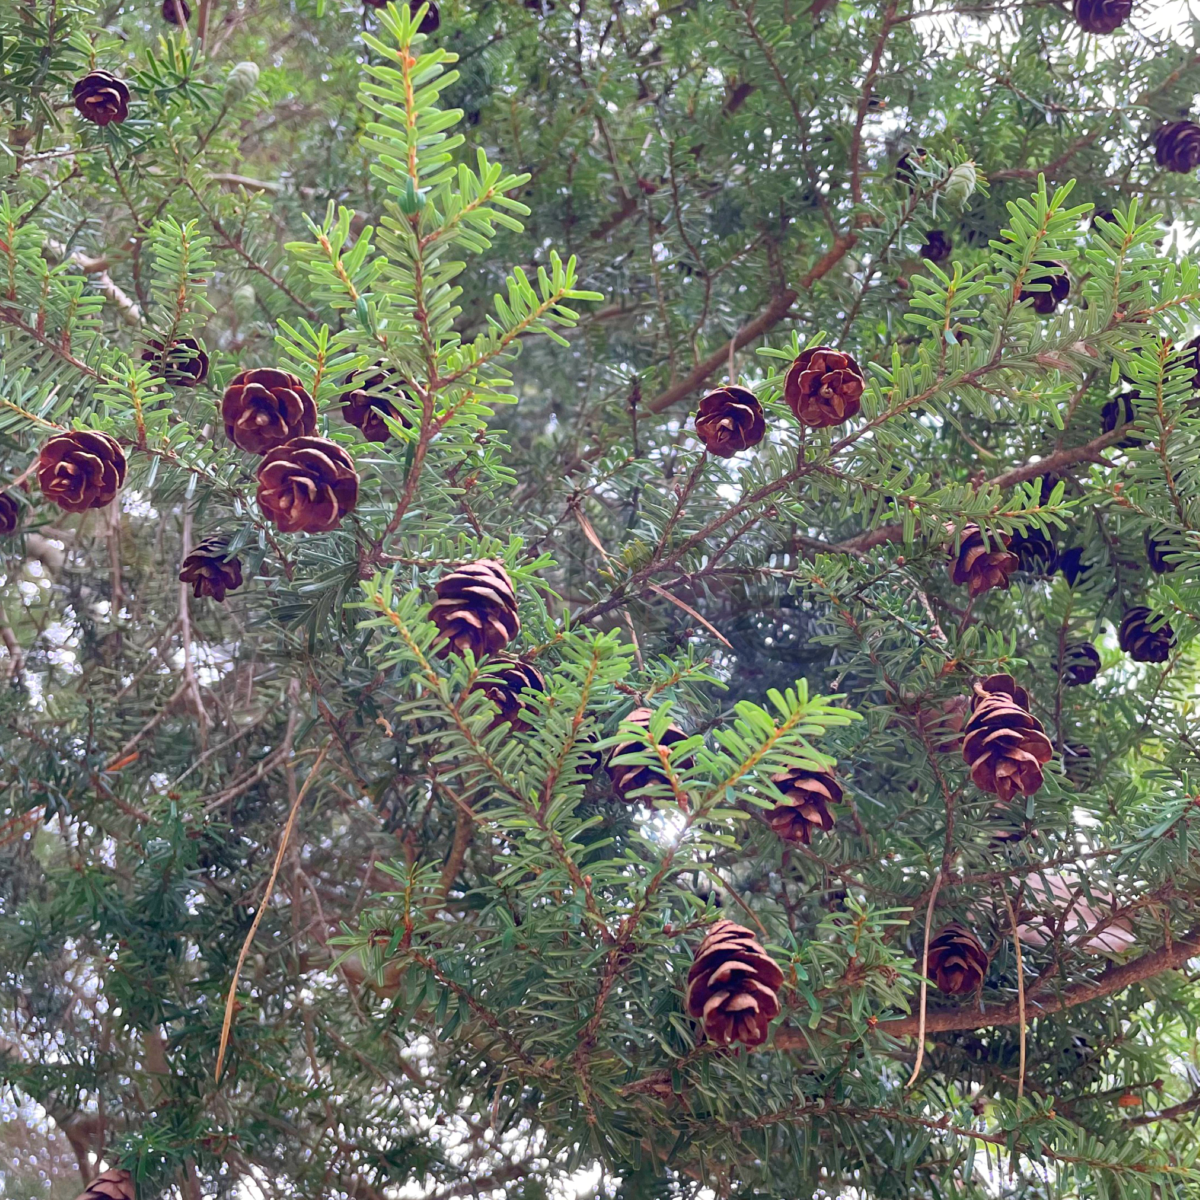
[[3, 0, 1200, 1197]]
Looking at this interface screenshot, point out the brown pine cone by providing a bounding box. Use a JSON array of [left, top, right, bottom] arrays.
[[922, 923, 987, 996], [1156, 121, 1200, 174], [37, 430, 126, 512], [1073, 0, 1131, 32], [1022, 261, 1070, 314], [73, 71, 130, 126], [766, 764, 842, 844], [0, 492, 20, 536], [1062, 641, 1101, 686], [256, 437, 359, 533], [342, 366, 410, 443], [161, 0, 191, 21], [920, 230, 952, 263], [1062, 740, 1095, 788], [961, 674, 1053, 801], [1100, 390, 1142, 447], [895, 147, 928, 189], [1118, 606, 1174, 662], [1144, 528, 1178, 574], [694, 385, 766, 457], [142, 336, 208, 387], [606, 706, 692, 802], [430, 559, 520, 659], [76, 1170, 135, 1200], [784, 346, 865, 429], [685, 919, 783, 1047], [222, 368, 317, 455], [179, 536, 244, 602], [948, 524, 1018, 597], [914, 694, 969, 753], [1008, 525, 1059, 576], [473, 657, 545, 731]]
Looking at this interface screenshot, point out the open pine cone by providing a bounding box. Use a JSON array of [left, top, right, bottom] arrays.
[[922, 923, 988, 995], [222, 368, 317, 455], [179, 536, 244, 602], [161, 0, 191, 22], [0, 492, 20, 536], [685, 920, 783, 1047], [76, 1171, 135, 1200], [1118, 606, 1174, 662], [73, 71, 130, 126], [342, 365, 410, 443], [694, 385, 766, 457], [1022, 261, 1070, 314], [784, 346, 865, 429], [606, 706, 692, 802], [961, 674, 1053, 801], [37, 430, 127, 512], [1008, 525, 1059, 576], [256, 436, 359, 533], [472, 657, 545, 731], [1156, 121, 1200, 174], [767, 764, 842, 844], [948, 524, 1018, 597], [1062, 641, 1101, 686], [142, 336, 208, 387], [430, 559, 520, 659], [1072, 0, 1131, 32]]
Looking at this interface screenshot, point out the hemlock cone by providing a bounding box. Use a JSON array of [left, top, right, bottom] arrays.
[[606, 706, 692, 802], [342, 365, 410, 443], [72, 70, 130, 125], [693, 385, 767, 456], [36, 431, 127, 512], [0, 492, 19, 536], [922, 924, 988, 996], [783, 346, 866, 427], [948, 524, 1019, 596], [767, 764, 843, 843], [179, 537, 244, 602], [429, 559, 520, 659], [961, 674, 1054, 801], [1119, 606, 1176, 662], [255, 437, 359, 533], [222, 368, 318, 455], [685, 920, 784, 1047]]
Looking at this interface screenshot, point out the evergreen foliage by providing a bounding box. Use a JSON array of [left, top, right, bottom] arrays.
[[3, 0, 1200, 1197]]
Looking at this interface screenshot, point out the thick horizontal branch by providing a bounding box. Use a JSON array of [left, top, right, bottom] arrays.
[[774, 925, 1200, 1046]]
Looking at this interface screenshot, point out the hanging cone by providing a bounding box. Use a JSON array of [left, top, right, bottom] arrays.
[[685, 919, 783, 1047], [922, 923, 988, 995], [961, 674, 1053, 801], [766, 764, 841, 844]]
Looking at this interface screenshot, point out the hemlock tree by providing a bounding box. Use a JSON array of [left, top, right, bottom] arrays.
[[5, 0, 1200, 1196]]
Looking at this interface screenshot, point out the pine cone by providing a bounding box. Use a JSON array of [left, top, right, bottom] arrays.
[[895, 147, 928, 189], [920, 230, 952, 263], [922, 923, 988, 996], [1062, 640, 1101, 686], [222, 368, 317, 455], [914, 694, 969, 753], [1061, 740, 1095, 788], [1156, 121, 1200, 174], [256, 437, 359, 533], [961, 673, 1053, 801], [766, 764, 841, 843], [342, 365, 410, 444], [0, 492, 20, 536], [430, 559, 520, 659], [1008, 525, 1059, 576], [1144, 528, 1178, 574], [179, 536, 243, 602], [76, 1170, 135, 1200], [161, 0, 190, 22], [694, 385, 766, 456], [1073, 0, 1131, 32], [473, 657, 544, 731], [685, 919, 783, 1047], [37, 431, 126, 512], [784, 346, 865, 429], [1118, 606, 1174, 662], [1022, 261, 1070, 314], [73, 71, 130, 126], [948, 524, 1018, 597], [1060, 545, 1092, 587], [1101, 391, 1142, 447], [142, 336, 208, 387], [606, 706, 692, 802]]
